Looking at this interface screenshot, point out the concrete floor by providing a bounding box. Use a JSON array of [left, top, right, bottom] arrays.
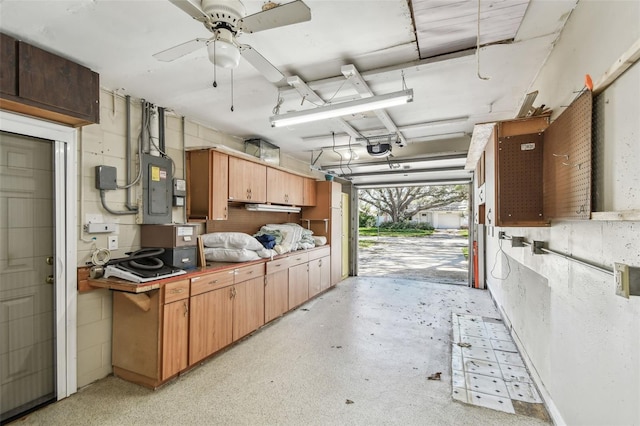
[[14, 277, 550, 425]]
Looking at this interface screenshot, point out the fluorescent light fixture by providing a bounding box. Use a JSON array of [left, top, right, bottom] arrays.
[[245, 204, 301, 213], [270, 89, 413, 127]]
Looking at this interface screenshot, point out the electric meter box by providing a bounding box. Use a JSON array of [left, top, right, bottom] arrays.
[[141, 224, 198, 248], [244, 138, 280, 165]]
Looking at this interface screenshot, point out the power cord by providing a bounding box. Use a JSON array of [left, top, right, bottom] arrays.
[[91, 246, 111, 266]]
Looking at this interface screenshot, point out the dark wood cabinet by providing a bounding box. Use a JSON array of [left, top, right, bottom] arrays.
[[0, 33, 17, 96], [18, 42, 99, 122], [0, 33, 99, 126]]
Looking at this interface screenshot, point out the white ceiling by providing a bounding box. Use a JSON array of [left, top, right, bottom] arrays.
[[0, 0, 577, 187]]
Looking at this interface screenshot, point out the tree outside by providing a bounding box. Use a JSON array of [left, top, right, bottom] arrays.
[[359, 185, 469, 224]]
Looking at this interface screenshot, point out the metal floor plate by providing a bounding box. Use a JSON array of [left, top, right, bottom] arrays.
[[451, 313, 549, 419]]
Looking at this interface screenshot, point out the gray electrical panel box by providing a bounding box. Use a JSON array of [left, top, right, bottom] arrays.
[[142, 154, 173, 224]]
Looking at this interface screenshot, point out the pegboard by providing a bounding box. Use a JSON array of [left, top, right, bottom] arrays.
[[496, 133, 545, 225], [543, 91, 592, 219]]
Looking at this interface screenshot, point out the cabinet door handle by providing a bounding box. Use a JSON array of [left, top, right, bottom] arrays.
[[183, 301, 189, 317], [170, 288, 185, 294], [208, 279, 219, 285]]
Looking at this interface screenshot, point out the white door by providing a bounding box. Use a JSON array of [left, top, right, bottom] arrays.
[[0, 131, 56, 421]]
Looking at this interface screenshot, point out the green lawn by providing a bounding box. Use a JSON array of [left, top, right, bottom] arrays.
[[358, 227, 434, 237], [359, 239, 377, 248], [459, 229, 469, 237]]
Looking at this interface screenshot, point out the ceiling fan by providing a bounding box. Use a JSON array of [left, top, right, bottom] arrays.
[[154, 0, 311, 83]]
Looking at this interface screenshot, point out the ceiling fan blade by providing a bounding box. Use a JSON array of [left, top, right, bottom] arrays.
[[153, 38, 210, 62], [167, 0, 208, 22], [239, 45, 285, 83], [239, 0, 311, 34]]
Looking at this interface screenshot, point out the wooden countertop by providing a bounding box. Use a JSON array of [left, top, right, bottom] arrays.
[[86, 246, 329, 294]]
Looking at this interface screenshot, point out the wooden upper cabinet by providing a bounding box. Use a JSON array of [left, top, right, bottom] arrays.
[[302, 178, 317, 206], [0, 33, 17, 96], [186, 150, 228, 220], [228, 157, 266, 203], [266, 168, 303, 205], [302, 180, 341, 220], [9, 41, 100, 125]]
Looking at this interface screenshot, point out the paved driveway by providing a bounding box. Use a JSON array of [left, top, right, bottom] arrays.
[[358, 230, 469, 285]]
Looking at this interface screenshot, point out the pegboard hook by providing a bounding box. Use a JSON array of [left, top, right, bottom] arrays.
[[552, 153, 569, 160]]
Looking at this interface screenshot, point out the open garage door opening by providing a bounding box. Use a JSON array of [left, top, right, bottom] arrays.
[[356, 184, 471, 285]]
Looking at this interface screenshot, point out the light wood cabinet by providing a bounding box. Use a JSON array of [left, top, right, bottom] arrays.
[[189, 263, 265, 363], [302, 181, 344, 286], [308, 247, 331, 297], [266, 168, 303, 205], [232, 276, 265, 341], [109, 248, 335, 389], [264, 270, 289, 323], [302, 178, 317, 206], [189, 285, 233, 365], [161, 298, 189, 380], [228, 157, 267, 203], [186, 149, 228, 220], [288, 263, 309, 309], [265, 257, 290, 323], [112, 279, 190, 388]]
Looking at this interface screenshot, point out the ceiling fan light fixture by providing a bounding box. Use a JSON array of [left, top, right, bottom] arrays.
[[207, 29, 241, 68], [270, 89, 413, 127]]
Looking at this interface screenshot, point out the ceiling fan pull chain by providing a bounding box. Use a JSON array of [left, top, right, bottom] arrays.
[[212, 38, 218, 88], [230, 69, 234, 112]]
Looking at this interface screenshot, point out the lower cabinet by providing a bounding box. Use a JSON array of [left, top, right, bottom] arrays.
[[265, 269, 289, 323], [189, 265, 265, 365], [162, 298, 189, 380], [189, 286, 233, 365], [110, 247, 337, 389], [233, 276, 265, 341], [308, 247, 331, 298], [112, 279, 190, 388], [308, 255, 331, 298], [288, 263, 309, 309]]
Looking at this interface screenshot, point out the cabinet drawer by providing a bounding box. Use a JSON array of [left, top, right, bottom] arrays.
[[266, 257, 290, 275], [308, 246, 330, 261], [163, 279, 190, 304], [234, 263, 265, 283], [190, 270, 235, 296], [288, 252, 309, 266]]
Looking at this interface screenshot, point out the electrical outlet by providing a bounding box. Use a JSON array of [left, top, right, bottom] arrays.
[[614, 262, 629, 298], [108, 236, 118, 251]]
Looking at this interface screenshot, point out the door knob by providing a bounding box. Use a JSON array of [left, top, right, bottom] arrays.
[[46, 275, 55, 285], [46, 256, 54, 265]]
